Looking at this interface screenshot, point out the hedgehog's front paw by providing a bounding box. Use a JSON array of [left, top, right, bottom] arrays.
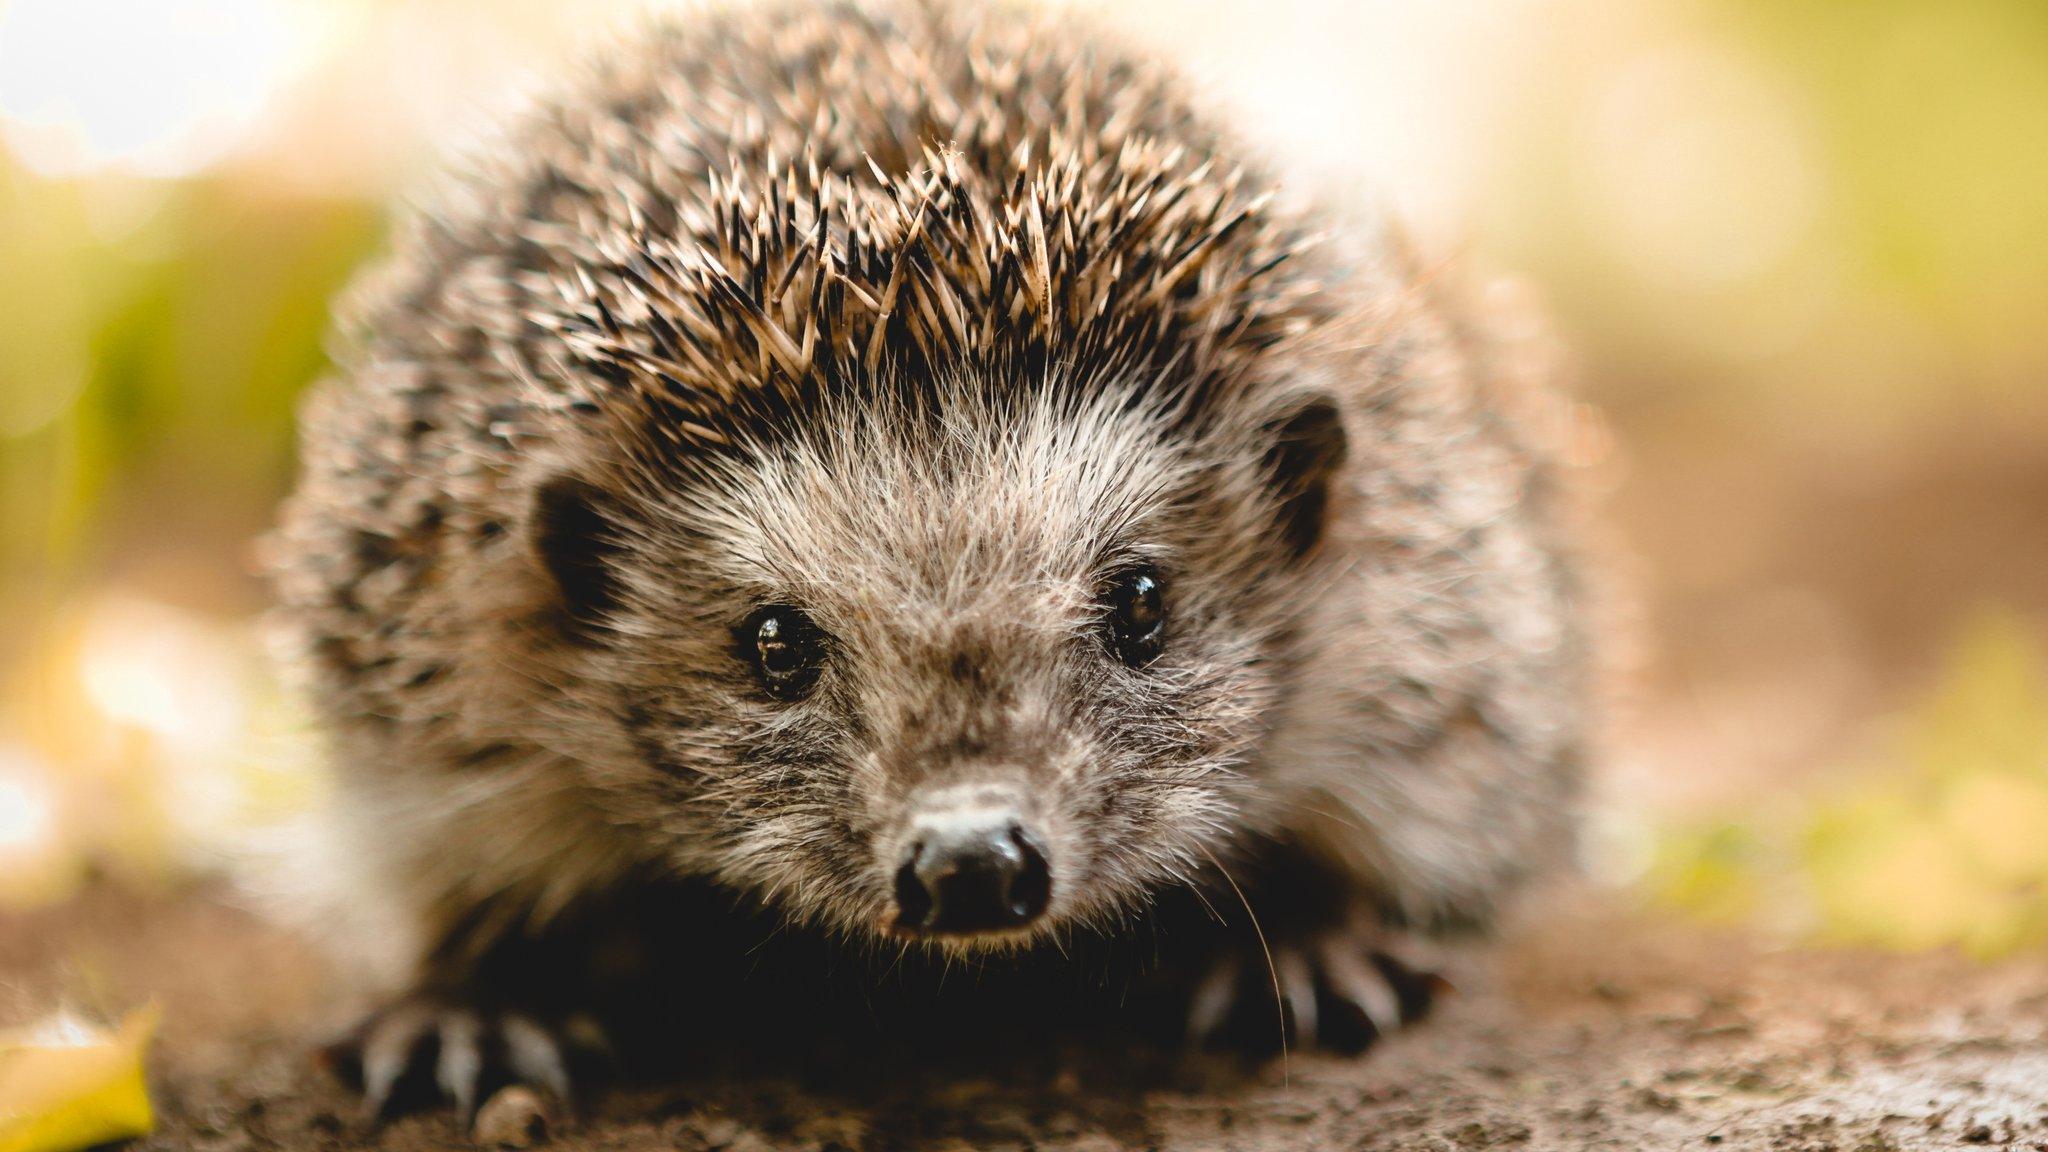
[[321, 997, 609, 1127], [1184, 925, 1447, 1055]]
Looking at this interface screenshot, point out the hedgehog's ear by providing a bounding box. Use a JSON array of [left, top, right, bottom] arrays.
[[1262, 395, 1349, 559], [531, 474, 625, 641]]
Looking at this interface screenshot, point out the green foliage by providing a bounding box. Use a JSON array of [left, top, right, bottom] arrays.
[[1645, 820, 1770, 927], [1718, 0, 2048, 343], [1652, 609, 2048, 958], [0, 159, 380, 628]]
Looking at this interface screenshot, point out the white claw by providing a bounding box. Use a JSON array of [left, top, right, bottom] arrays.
[[341, 1002, 594, 1126], [502, 1013, 575, 1105], [1275, 947, 1319, 1046], [1318, 939, 1402, 1039], [435, 1010, 485, 1121], [1186, 953, 1241, 1044], [359, 1005, 431, 1119]]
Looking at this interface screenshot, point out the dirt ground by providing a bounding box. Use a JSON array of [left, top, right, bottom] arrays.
[[5, 884, 2044, 1152]]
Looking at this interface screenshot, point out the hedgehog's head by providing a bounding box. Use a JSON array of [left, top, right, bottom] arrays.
[[531, 375, 1345, 951], [517, 154, 1344, 952]]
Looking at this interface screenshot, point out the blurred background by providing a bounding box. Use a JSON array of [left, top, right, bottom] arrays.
[[1, 0, 2044, 956]]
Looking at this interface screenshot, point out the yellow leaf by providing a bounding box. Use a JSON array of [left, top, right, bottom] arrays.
[[1904, 608, 2048, 786], [1942, 770, 2048, 886], [1810, 824, 1995, 952], [0, 1007, 157, 1152], [1645, 821, 1767, 924]]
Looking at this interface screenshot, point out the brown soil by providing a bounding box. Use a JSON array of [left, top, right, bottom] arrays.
[[6, 885, 2043, 1152]]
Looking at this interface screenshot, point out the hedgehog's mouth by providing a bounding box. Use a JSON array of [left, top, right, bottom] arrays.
[[878, 914, 1050, 949]]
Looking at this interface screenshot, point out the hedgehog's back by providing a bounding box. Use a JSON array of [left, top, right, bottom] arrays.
[[270, 0, 1320, 734]]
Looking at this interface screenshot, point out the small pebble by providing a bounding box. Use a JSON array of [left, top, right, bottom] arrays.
[[473, 1085, 556, 1147]]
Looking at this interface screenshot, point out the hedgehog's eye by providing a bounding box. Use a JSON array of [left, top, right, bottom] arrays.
[[1103, 567, 1167, 668], [742, 606, 824, 699]]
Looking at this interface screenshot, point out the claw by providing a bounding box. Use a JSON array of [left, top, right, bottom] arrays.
[[1275, 947, 1318, 1046], [502, 1013, 574, 1107], [1186, 953, 1240, 1045], [325, 999, 604, 1126], [1374, 949, 1453, 1022], [358, 1004, 432, 1122], [1318, 938, 1402, 1039], [1183, 926, 1447, 1055], [434, 1010, 485, 1124]]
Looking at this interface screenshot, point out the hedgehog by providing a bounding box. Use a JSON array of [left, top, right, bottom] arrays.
[[267, 0, 1591, 1121]]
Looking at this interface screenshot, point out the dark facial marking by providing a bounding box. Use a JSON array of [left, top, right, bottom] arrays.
[[531, 475, 623, 641], [1263, 396, 1350, 558]]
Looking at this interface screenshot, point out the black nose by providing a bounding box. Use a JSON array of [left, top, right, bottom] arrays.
[[894, 819, 1051, 935]]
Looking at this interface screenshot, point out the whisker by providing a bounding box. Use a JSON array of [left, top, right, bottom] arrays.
[[1198, 842, 1287, 1081]]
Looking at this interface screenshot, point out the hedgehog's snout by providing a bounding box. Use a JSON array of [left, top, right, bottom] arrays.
[[890, 792, 1051, 938]]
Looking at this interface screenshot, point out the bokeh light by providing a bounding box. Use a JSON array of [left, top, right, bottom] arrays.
[[0, 0, 2043, 957], [0, 0, 334, 179], [0, 743, 72, 906]]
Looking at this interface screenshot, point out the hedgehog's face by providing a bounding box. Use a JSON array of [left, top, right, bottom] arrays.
[[533, 380, 1346, 952]]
